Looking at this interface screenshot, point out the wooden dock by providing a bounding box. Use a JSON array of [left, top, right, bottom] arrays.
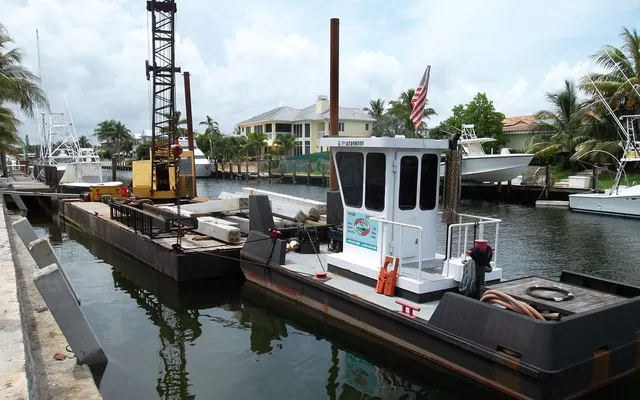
[[1, 170, 65, 211]]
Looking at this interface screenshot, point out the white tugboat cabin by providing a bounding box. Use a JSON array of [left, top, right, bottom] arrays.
[[321, 136, 503, 302]]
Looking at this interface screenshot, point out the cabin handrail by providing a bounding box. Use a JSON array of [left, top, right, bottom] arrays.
[[369, 216, 423, 282], [443, 214, 501, 277]]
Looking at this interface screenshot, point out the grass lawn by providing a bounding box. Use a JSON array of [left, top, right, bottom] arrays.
[[551, 166, 640, 189]]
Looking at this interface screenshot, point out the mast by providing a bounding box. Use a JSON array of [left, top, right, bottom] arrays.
[[35, 29, 46, 163]]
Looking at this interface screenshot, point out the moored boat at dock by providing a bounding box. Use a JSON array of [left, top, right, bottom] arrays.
[[240, 135, 640, 399]]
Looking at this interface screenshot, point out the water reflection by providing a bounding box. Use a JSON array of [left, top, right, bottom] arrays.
[[56, 219, 488, 399], [44, 193, 640, 400]]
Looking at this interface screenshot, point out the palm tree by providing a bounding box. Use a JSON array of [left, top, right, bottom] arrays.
[[0, 23, 49, 176], [0, 106, 22, 156], [580, 27, 640, 114], [273, 133, 296, 157], [77, 135, 91, 148], [526, 80, 593, 158], [94, 120, 133, 158], [160, 110, 187, 136], [244, 131, 268, 158], [388, 89, 436, 137], [365, 99, 385, 119], [199, 115, 221, 137]]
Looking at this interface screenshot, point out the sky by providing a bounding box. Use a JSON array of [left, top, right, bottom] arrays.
[[3, 0, 640, 143]]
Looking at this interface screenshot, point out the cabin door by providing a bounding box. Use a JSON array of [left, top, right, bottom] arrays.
[[391, 152, 422, 261]]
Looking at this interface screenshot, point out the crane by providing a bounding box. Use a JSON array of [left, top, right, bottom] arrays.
[[131, 0, 196, 201]]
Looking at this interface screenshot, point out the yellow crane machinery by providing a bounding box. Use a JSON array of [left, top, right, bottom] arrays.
[[131, 0, 195, 201]]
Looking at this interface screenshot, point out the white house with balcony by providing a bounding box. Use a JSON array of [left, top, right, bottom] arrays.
[[236, 95, 375, 155]]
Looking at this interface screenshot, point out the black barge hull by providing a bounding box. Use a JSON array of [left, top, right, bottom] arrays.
[[239, 255, 640, 400]]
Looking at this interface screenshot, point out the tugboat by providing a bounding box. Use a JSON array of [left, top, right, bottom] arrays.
[[240, 135, 640, 399]]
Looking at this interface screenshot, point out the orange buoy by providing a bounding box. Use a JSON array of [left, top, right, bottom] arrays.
[[375, 256, 399, 297]]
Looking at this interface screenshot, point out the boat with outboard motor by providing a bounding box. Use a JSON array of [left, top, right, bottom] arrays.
[[440, 124, 534, 183], [240, 135, 640, 399]]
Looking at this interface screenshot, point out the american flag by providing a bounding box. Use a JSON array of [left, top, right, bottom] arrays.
[[410, 65, 431, 130]]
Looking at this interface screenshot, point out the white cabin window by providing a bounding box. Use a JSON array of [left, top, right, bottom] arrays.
[[419, 154, 438, 210], [365, 153, 385, 211], [398, 156, 418, 210], [339, 122, 345, 132], [336, 152, 363, 208], [365, 123, 369, 131]]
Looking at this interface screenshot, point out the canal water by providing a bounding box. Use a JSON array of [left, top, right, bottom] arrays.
[[31, 175, 640, 399]]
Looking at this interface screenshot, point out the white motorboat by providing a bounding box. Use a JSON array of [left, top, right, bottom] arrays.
[[569, 115, 640, 218], [178, 137, 213, 178], [568, 58, 640, 219], [440, 124, 534, 182], [59, 148, 123, 194]]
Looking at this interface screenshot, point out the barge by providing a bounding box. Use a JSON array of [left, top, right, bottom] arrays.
[[59, 199, 241, 281], [240, 136, 640, 399]]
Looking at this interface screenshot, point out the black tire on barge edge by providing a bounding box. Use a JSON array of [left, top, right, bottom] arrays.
[[240, 243, 640, 400]]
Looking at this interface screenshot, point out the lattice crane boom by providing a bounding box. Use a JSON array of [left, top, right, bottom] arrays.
[[145, 0, 181, 173]]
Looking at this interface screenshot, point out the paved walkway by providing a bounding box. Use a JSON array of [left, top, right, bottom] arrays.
[[0, 206, 28, 399]]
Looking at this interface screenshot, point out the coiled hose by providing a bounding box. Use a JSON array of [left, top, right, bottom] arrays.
[[480, 289, 546, 321]]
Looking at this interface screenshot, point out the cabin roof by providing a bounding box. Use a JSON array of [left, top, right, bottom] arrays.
[[320, 136, 449, 150]]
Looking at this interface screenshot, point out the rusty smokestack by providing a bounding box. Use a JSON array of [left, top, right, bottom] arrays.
[[329, 18, 339, 191], [183, 71, 195, 153], [183, 71, 197, 197]]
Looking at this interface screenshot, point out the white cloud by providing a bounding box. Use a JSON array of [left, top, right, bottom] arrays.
[[3, 0, 640, 141]]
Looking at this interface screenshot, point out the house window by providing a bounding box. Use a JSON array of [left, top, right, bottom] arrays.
[[255, 125, 263, 134], [336, 152, 363, 208], [295, 142, 303, 156], [293, 124, 302, 138], [265, 124, 272, 133], [419, 154, 438, 210], [365, 123, 369, 131], [305, 123, 310, 138], [275, 123, 292, 133], [398, 156, 418, 210], [365, 153, 385, 211], [339, 122, 345, 132], [304, 141, 310, 155]]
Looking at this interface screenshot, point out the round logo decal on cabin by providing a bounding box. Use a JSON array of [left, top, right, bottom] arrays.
[[353, 218, 370, 236]]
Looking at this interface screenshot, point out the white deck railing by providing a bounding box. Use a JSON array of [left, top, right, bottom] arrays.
[[369, 216, 424, 282], [367, 212, 501, 283], [442, 212, 501, 277]]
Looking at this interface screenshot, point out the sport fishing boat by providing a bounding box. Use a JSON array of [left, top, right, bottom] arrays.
[[569, 114, 640, 218], [58, 148, 123, 194], [240, 135, 640, 400], [568, 52, 640, 218], [441, 124, 534, 182]]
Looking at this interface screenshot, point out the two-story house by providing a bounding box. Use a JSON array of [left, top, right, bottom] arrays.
[[236, 95, 375, 155]]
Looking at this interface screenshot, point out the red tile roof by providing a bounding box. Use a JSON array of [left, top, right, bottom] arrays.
[[502, 115, 538, 133]]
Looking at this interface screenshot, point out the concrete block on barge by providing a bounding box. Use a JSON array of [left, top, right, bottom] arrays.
[[58, 199, 241, 281]]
